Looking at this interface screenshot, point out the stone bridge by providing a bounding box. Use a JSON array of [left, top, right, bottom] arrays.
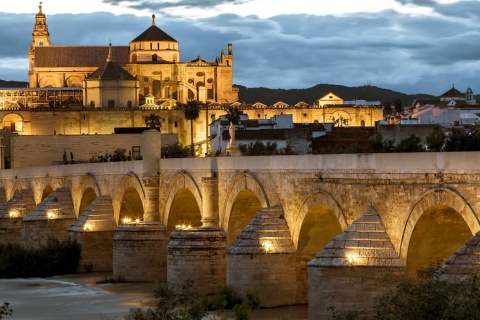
[[1, 131, 480, 318]]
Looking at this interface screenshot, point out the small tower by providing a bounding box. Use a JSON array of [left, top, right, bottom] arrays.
[[220, 43, 233, 67], [466, 87, 476, 105], [29, 2, 51, 85]]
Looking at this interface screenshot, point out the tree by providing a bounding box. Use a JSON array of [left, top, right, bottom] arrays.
[[394, 134, 423, 152], [145, 113, 161, 130], [425, 125, 445, 151], [393, 98, 403, 114], [161, 143, 190, 158], [181, 100, 201, 156], [225, 106, 241, 125], [369, 133, 395, 153], [444, 128, 469, 151]]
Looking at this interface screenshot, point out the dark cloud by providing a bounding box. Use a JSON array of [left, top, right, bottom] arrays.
[[2, 2, 480, 95], [394, 0, 437, 7], [101, 0, 251, 10]]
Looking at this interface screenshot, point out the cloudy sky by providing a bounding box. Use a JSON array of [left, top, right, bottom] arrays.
[[0, 0, 479, 95]]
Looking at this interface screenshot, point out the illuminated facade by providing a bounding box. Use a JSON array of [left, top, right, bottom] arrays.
[[28, 3, 238, 105]]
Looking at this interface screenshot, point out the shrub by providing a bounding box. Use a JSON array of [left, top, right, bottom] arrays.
[[0, 303, 12, 319], [125, 279, 207, 320], [0, 238, 80, 278]]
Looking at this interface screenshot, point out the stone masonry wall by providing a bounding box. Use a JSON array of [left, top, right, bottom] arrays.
[[10, 133, 177, 168], [308, 266, 405, 319], [227, 253, 297, 307]]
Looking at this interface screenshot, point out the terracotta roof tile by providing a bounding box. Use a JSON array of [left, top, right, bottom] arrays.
[[131, 25, 177, 42], [35, 46, 128, 68]]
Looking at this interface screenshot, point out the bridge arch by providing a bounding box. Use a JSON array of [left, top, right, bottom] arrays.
[[41, 185, 54, 201], [292, 189, 348, 249], [163, 172, 202, 236], [72, 175, 101, 217], [113, 173, 145, 224], [221, 172, 269, 245], [400, 187, 480, 276]]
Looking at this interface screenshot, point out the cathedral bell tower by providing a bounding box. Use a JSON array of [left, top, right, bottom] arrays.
[[29, 2, 51, 78]]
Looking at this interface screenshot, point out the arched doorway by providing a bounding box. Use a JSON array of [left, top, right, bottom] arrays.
[[2, 113, 23, 133]]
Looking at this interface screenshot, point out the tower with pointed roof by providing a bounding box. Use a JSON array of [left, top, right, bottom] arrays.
[[29, 2, 51, 81]]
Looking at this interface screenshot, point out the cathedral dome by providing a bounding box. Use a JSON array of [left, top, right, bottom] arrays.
[[131, 14, 177, 43]]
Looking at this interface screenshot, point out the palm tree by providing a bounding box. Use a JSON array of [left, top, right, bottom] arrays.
[[181, 100, 201, 155], [225, 106, 241, 125], [145, 113, 161, 130]]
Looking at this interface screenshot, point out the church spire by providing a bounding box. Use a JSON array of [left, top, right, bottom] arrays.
[[107, 41, 112, 62], [39, 2, 43, 13], [152, 13, 156, 26]]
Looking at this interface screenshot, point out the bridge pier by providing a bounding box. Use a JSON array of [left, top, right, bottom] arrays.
[[113, 222, 167, 282], [227, 206, 297, 307], [68, 195, 117, 272], [166, 175, 227, 295], [307, 209, 405, 319], [167, 227, 227, 296], [0, 189, 36, 246], [22, 188, 76, 249]]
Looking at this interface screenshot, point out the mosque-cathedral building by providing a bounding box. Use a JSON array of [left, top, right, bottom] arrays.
[[0, 3, 383, 162]]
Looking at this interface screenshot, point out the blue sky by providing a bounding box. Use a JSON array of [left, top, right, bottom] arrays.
[[1, 0, 479, 95]]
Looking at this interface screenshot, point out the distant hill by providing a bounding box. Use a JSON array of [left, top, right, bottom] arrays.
[[0, 80, 29, 88], [237, 83, 436, 107]]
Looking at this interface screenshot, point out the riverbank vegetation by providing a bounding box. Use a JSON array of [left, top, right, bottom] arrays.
[[330, 274, 480, 320], [125, 280, 261, 320], [0, 238, 80, 278]]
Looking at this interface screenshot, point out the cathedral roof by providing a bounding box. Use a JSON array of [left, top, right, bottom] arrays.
[[87, 60, 136, 81], [131, 14, 177, 43], [34, 46, 129, 68], [440, 86, 464, 99]]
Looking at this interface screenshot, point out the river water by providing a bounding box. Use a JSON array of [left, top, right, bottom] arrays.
[[0, 273, 308, 320]]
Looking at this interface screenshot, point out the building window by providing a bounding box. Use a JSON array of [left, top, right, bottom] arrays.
[[132, 146, 141, 160], [174, 121, 178, 128], [108, 100, 115, 108], [127, 101, 132, 108], [361, 120, 365, 127]]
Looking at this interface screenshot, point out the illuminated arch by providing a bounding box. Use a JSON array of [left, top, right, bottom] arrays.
[[66, 75, 83, 88], [400, 187, 480, 262], [292, 189, 348, 249], [163, 172, 202, 226], [1, 113, 24, 133], [41, 185, 54, 201], [38, 76, 62, 88], [220, 172, 269, 231], [113, 173, 145, 224], [72, 175, 101, 217]]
